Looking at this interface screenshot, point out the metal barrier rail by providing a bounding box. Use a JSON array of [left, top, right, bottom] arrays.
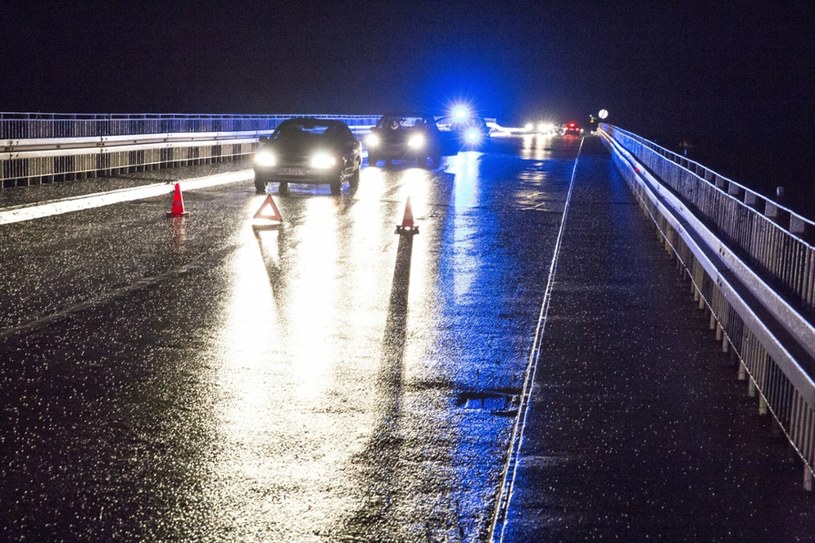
[[0, 112, 380, 138], [2, 143, 258, 186], [2, 132, 265, 155], [600, 125, 815, 489], [601, 124, 815, 322], [0, 112, 378, 188]]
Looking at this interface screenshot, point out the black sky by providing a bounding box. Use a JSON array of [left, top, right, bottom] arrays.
[[2, 1, 810, 129], [2, 1, 814, 199]]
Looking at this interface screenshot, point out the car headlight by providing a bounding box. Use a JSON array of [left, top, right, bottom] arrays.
[[407, 133, 425, 150], [366, 133, 380, 147], [254, 150, 276, 167], [310, 152, 337, 169]]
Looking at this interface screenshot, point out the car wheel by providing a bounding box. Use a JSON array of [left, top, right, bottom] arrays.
[[330, 180, 342, 195], [349, 166, 360, 188], [279, 182, 289, 195], [254, 176, 267, 194]]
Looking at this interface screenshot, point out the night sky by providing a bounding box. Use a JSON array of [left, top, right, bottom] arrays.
[[2, 1, 813, 205]]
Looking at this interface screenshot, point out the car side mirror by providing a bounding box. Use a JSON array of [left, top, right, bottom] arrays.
[[259, 136, 269, 143]]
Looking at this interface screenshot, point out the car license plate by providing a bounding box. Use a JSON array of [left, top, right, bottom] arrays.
[[280, 167, 305, 176]]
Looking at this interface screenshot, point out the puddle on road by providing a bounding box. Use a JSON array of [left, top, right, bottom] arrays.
[[456, 391, 518, 415]]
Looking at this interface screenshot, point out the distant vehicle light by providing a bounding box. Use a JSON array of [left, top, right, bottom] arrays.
[[543, 123, 554, 133], [310, 152, 337, 169], [537, 122, 547, 133], [407, 133, 425, 149], [524, 122, 534, 132], [366, 133, 380, 147], [465, 128, 481, 143], [254, 150, 276, 167]]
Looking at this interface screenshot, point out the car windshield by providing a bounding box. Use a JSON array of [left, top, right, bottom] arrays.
[[273, 121, 336, 140], [377, 116, 427, 130]]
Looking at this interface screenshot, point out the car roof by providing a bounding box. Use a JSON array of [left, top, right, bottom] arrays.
[[437, 114, 486, 122], [280, 118, 348, 127], [380, 112, 435, 118]]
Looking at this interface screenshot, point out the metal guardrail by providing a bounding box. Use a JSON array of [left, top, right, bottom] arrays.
[[0, 112, 379, 188], [602, 124, 815, 318], [0, 112, 380, 138], [600, 123, 815, 489]]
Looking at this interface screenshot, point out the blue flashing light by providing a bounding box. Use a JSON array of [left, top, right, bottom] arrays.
[[451, 104, 471, 123]]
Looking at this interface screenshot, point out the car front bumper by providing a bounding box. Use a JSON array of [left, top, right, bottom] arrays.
[[254, 165, 346, 184], [369, 142, 429, 160]]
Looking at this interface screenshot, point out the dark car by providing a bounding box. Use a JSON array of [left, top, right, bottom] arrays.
[[366, 113, 443, 168], [253, 118, 362, 195], [563, 121, 582, 136]]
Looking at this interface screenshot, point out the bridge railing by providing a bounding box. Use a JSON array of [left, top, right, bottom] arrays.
[[600, 123, 815, 489], [602, 124, 815, 317], [0, 112, 379, 138], [0, 112, 378, 188]]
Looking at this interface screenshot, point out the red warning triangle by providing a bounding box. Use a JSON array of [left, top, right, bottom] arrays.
[[253, 194, 283, 222]]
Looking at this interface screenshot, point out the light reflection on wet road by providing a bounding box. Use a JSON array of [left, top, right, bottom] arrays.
[[0, 137, 581, 541]]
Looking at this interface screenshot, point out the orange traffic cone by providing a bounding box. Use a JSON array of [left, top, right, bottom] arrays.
[[253, 194, 283, 222], [166, 183, 189, 217], [395, 196, 419, 235]]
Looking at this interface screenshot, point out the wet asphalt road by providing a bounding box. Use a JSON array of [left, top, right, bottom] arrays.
[[0, 137, 580, 541], [501, 138, 815, 542]]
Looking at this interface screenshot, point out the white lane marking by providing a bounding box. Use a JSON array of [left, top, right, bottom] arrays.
[[0, 170, 253, 225], [490, 137, 585, 542]]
